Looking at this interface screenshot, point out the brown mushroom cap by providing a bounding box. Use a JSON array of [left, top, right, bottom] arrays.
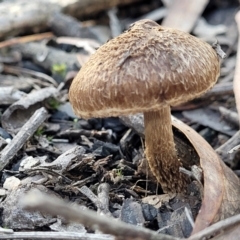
[[69, 19, 220, 119]]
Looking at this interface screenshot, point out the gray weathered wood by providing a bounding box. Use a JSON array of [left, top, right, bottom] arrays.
[[11, 43, 80, 73], [0, 0, 141, 39], [0, 87, 26, 105], [1, 87, 57, 133], [0, 231, 114, 240], [0, 107, 48, 171]]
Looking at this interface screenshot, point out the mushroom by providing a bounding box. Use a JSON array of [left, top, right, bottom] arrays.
[[69, 19, 220, 193]]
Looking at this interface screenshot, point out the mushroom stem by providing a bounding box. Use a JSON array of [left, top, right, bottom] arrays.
[[144, 106, 188, 193]]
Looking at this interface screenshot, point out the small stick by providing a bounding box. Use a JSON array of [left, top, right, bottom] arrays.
[[228, 144, 240, 154], [3, 65, 58, 87], [108, 8, 122, 37], [0, 107, 48, 171], [79, 184, 112, 217], [216, 131, 240, 162], [219, 106, 239, 127], [79, 185, 102, 209], [0, 231, 113, 240], [0, 32, 53, 49]]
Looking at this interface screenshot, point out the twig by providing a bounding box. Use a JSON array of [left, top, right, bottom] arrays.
[[0, 107, 48, 171], [57, 129, 109, 139], [108, 8, 122, 37], [79, 185, 102, 208], [179, 165, 202, 183], [215, 131, 240, 163], [3, 65, 58, 87], [0, 32, 53, 49], [188, 213, 240, 240], [219, 106, 239, 127], [0, 231, 113, 240], [23, 189, 179, 240], [228, 144, 240, 154], [78, 184, 112, 217], [97, 183, 112, 216]]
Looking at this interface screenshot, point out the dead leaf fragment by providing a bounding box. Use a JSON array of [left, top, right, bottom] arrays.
[[142, 194, 176, 209]]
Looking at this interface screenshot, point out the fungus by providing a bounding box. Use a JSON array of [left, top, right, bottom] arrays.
[[69, 19, 220, 193]]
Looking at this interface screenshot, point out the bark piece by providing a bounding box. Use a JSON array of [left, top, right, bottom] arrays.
[[0, 87, 26, 105], [1, 87, 57, 134], [0, 107, 48, 171], [36, 146, 86, 174], [120, 199, 145, 226], [158, 205, 193, 238], [0, 0, 59, 39]]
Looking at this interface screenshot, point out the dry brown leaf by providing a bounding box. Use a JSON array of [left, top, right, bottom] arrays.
[[234, 11, 240, 124], [142, 194, 176, 209], [171, 116, 240, 234]]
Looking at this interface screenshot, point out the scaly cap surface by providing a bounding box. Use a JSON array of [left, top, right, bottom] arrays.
[[69, 19, 220, 118]]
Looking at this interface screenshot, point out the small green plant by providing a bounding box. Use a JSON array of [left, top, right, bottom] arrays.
[[73, 118, 81, 129], [47, 98, 60, 110], [47, 136, 53, 142], [35, 126, 45, 136], [51, 63, 67, 77], [116, 169, 123, 177]]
